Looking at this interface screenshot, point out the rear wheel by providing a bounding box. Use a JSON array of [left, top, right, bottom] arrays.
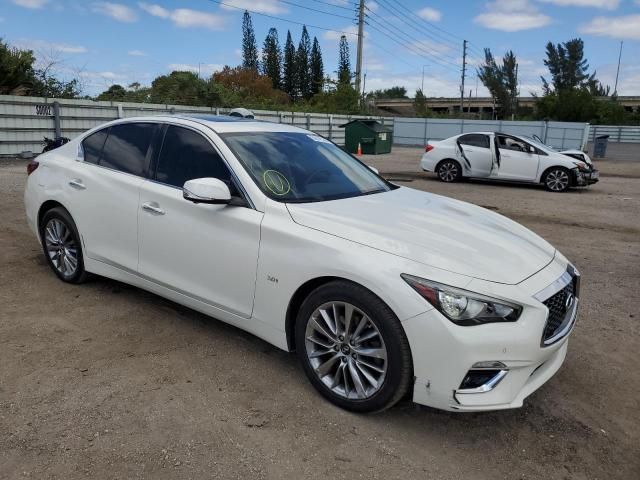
[[40, 207, 87, 283], [436, 160, 462, 183], [543, 167, 571, 192], [295, 281, 412, 413]]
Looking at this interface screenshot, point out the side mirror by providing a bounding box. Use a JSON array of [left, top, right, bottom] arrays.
[[368, 165, 380, 175], [183, 178, 231, 205]]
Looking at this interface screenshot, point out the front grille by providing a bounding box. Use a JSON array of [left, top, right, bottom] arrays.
[[542, 277, 578, 344]]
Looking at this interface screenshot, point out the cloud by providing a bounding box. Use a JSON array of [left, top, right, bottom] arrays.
[[11, 0, 48, 8], [168, 63, 225, 76], [417, 7, 442, 22], [579, 14, 640, 39], [474, 0, 551, 31], [139, 3, 226, 30], [14, 39, 88, 54], [128, 49, 147, 56], [219, 0, 287, 15], [537, 0, 619, 9], [92, 2, 138, 22]]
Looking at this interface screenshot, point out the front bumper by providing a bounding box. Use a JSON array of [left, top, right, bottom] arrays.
[[574, 168, 599, 186], [403, 255, 578, 412]]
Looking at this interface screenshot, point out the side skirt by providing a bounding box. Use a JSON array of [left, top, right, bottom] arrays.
[[84, 257, 289, 352]]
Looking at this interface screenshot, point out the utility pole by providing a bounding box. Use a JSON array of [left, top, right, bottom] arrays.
[[355, 0, 365, 97], [613, 41, 623, 96], [460, 39, 467, 113], [512, 63, 518, 121]]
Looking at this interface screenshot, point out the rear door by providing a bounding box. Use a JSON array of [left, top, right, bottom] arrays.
[[137, 124, 263, 318], [71, 122, 157, 270], [457, 134, 493, 177], [493, 135, 540, 181]]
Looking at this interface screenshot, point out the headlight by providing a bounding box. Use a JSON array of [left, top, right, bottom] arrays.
[[572, 161, 589, 171], [401, 274, 522, 326]]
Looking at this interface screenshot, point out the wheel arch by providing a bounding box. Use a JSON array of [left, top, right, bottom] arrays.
[[284, 276, 404, 353], [539, 165, 572, 184], [37, 200, 72, 233], [435, 158, 462, 171]]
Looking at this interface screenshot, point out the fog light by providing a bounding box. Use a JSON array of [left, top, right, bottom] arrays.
[[472, 361, 507, 369]]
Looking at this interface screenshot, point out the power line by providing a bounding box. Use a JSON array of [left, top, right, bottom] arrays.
[[206, 0, 359, 36], [384, 0, 464, 44], [308, 0, 358, 12], [375, 0, 485, 65], [364, 14, 461, 71], [372, 0, 459, 52], [274, 0, 355, 21]]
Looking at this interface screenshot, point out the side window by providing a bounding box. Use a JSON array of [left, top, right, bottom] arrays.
[[498, 136, 527, 152], [155, 126, 232, 189], [459, 134, 490, 149], [100, 123, 155, 176], [82, 128, 109, 164]]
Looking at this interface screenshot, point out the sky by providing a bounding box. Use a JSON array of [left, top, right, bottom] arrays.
[[1, 0, 639, 98]]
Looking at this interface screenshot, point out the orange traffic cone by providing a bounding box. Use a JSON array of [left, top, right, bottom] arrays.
[[357, 142, 362, 156]]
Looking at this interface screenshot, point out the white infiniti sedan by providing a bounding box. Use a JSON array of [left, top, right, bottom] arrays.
[[24, 115, 580, 412], [421, 131, 599, 192]]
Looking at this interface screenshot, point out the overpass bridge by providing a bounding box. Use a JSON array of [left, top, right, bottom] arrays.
[[372, 96, 640, 117]]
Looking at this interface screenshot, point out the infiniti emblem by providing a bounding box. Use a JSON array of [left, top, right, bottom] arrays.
[[565, 292, 575, 310]]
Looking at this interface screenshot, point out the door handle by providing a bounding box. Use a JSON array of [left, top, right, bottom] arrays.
[[68, 179, 86, 190], [142, 202, 165, 215]]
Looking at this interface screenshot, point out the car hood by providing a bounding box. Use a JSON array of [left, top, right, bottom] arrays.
[[286, 187, 555, 285], [560, 149, 592, 164]]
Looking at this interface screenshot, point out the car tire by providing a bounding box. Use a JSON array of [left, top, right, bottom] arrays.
[[39, 207, 88, 284], [543, 167, 571, 192], [436, 159, 462, 183], [295, 280, 412, 413]]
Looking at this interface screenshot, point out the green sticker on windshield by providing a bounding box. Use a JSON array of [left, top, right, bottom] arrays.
[[263, 170, 291, 196]]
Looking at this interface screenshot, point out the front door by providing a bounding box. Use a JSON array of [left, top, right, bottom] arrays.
[[493, 135, 540, 181], [457, 133, 493, 177], [137, 125, 263, 318]]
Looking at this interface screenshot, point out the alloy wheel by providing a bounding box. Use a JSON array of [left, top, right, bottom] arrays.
[[44, 218, 78, 277], [546, 169, 569, 191], [304, 301, 388, 400], [438, 162, 458, 182]]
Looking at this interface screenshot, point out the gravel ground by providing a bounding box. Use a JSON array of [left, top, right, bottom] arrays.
[[1, 148, 639, 480]]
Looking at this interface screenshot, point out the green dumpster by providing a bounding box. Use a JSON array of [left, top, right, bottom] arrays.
[[339, 119, 393, 155]]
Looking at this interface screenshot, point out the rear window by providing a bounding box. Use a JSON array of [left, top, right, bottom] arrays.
[[82, 128, 109, 164], [459, 134, 490, 149], [100, 123, 155, 176]]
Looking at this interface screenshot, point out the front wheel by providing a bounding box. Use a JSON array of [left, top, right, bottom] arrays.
[[543, 167, 571, 192], [436, 160, 462, 183], [295, 281, 412, 413]]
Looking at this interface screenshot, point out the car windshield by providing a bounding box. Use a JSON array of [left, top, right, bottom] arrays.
[[220, 132, 392, 203], [524, 135, 556, 152]]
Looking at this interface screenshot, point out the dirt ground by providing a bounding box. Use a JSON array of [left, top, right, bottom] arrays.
[[1, 148, 639, 480]]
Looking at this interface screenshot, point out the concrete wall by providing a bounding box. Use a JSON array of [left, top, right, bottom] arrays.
[[0, 95, 393, 156]]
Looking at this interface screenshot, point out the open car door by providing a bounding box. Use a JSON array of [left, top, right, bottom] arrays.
[[456, 133, 493, 177]]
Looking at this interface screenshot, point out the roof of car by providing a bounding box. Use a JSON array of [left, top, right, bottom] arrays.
[[154, 114, 309, 134]]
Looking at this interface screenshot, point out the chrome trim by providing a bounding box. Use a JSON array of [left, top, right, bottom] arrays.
[[88, 254, 249, 319], [455, 370, 508, 395], [534, 269, 573, 302], [542, 298, 579, 346]]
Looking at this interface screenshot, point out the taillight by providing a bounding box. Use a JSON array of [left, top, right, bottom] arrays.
[[425, 144, 434, 153], [27, 160, 39, 175]]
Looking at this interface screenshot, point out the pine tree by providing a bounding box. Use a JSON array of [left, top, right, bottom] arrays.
[[262, 28, 281, 89], [338, 35, 351, 85], [282, 30, 297, 97], [241, 10, 259, 71], [310, 36, 324, 95], [296, 26, 311, 100]]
